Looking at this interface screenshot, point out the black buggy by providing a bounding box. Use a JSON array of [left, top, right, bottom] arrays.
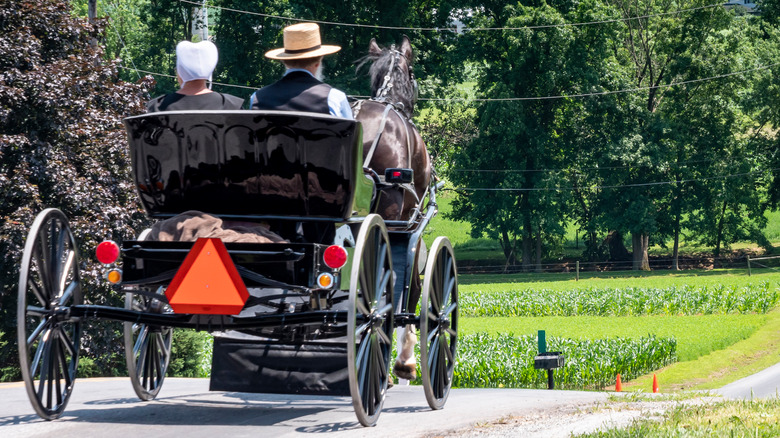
[[16, 110, 458, 427]]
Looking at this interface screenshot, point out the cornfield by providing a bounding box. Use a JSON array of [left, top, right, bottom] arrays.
[[460, 282, 780, 317], [453, 333, 677, 390]]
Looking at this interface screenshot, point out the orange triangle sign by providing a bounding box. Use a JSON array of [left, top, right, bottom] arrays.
[[165, 238, 249, 314]]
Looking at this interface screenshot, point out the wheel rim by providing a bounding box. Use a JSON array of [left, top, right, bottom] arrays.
[[420, 236, 458, 410], [347, 214, 394, 427], [124, 290, 172, 401], [17, 208, 82, 420]]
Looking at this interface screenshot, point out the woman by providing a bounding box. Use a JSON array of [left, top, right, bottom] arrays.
[[147, 40, 244, 112]]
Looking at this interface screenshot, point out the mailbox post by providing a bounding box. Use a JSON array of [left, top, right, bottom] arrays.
[[533, 330, 565, 389]]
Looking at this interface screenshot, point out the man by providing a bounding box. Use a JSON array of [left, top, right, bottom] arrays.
[[147, 40, 244, 112], [249, 23, 352, 118]]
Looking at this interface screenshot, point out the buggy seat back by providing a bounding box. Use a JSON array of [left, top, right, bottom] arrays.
[[123, 110, 370, 220]]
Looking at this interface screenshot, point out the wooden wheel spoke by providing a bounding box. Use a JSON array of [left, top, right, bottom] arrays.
[[443, 275, 456, 308], [27, 319, 49, 346], [37, 333, 53, 401], [28, 278, 47, 308], [442, 302, 458, 319], [59, 280, 77, 307], [33, 244, 53, 302], [58, 250, 75, 295], [375, 324, 392, 346], [56, 334, 72, 390], [57, 326, 77, 358], [53, 223, 67, 291], [355, 320, 371, 338], [427, 325, 438, 344], [373, 243, 388, 300]]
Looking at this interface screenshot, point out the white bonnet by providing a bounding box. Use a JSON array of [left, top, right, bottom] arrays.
[[176, 40, 218, 83]]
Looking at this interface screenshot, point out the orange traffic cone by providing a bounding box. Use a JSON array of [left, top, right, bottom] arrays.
[[652, 374, 659, 393], [615, 374, 622, 392]]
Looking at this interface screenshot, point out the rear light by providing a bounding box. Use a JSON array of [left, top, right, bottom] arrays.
[[323, 245, 348, 269], [106, 269, 122, 284], [317, 273, 334, 289], [96, 240, 120, 264]]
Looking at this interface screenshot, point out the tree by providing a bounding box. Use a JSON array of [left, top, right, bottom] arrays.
[[595, 0, 739, 269], [0, 0, 152, 379], [449, 0, 620, 269]]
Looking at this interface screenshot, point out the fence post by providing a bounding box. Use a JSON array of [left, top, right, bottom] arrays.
[[747, 255, 751, 276], [576, 261, 579, 281]]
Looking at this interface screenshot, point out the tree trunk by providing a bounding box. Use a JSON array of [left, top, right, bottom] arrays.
[[715, 199, 728, 259], [535, 230, 542, 273], [500, 230, 516, 265], [522, 232, 531, 272], [632, 232, 650, 270], [672, 212, 680, 271]]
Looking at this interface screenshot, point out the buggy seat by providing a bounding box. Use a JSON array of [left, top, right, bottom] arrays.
[[123, 110, 373, 221]]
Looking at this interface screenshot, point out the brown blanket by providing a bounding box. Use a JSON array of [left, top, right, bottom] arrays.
[[148, 210, 286, 243]]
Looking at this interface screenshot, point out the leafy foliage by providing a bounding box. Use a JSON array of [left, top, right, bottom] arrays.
[[0, 0, 153, 379]]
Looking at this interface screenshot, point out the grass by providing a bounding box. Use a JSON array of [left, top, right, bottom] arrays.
[[623, 307, 780, 392], [459, 314, 767, 362], [577, 398, 780, 437]]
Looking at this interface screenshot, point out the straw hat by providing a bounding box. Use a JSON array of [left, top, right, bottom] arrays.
[[265, 23, 341, 60]]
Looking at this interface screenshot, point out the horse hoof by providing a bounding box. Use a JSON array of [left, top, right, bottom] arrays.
[[393, 361, 417, 380]]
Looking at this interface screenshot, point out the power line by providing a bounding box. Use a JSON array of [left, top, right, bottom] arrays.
[[450, 158, 736, 173], [422, 63, 780, 102], [119, 62, 776, 102], [178, 0, 724, 32], [118, 66, 262, 91], [446, 167, 779, 192]]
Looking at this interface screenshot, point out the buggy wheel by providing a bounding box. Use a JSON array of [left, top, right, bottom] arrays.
[[17, 208, 82, 420], [347, 214, 394, 427], [124, 290, 173, 400], [420, 236, 458, 410]]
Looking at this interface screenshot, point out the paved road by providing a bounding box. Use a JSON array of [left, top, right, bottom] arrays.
[[1, 378, 609, 438], [715, 362, 780, 399], [3, 366, 778, 438]]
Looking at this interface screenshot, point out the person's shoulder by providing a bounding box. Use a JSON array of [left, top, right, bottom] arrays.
[[329, 87, 348, 100], [219, 92, 245, 109], [145, 94, 168, 112]]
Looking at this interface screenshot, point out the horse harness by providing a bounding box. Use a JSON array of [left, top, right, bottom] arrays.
[[351, 45, 418, 176]]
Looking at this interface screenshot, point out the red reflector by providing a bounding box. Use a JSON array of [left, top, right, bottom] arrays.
[[165, 238, 249, 315], [96, 240, 120, 264], [393, 171, 402, 177], [323, 245, 348, 269]]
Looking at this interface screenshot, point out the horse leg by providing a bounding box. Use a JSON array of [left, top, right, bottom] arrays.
[[393, 324, 417, 381]]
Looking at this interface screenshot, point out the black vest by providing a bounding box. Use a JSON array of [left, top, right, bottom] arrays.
[[251, 71, 331, 114]]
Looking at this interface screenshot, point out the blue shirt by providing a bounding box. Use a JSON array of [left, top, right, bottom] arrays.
[[250, 69, 353, 119]]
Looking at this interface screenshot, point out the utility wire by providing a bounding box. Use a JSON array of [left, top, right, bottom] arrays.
[[105, 2, 143, 80], [118, 66, 263, 91], [422, 63, 780, 101], [178, 0, 724, 32], [118, 62, 777, 102], [450, 158, 741, 173], [446, 167, 779, 192]]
